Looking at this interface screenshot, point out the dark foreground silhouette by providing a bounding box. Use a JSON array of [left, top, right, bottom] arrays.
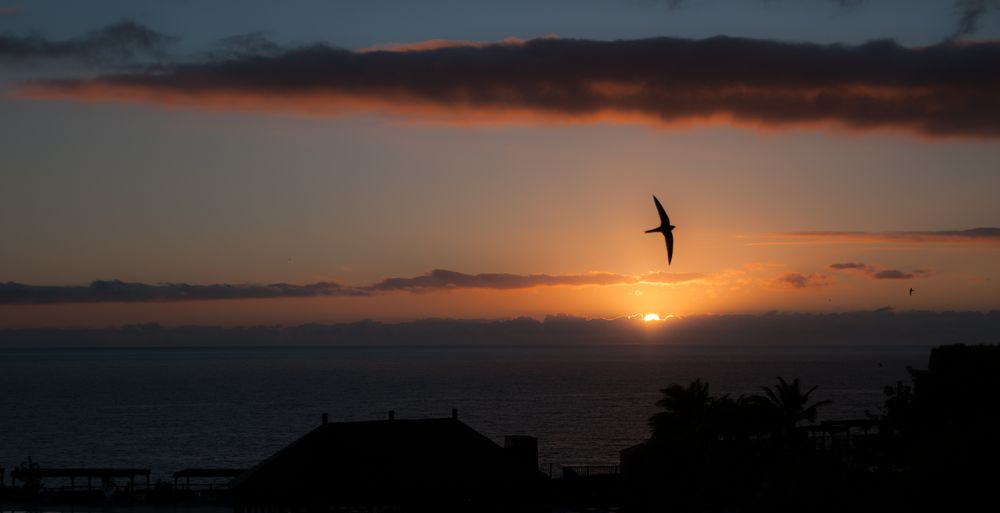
[[2, 344, 997, 512], [623, 343, 1000, 512], [231, 409, 546, 513]]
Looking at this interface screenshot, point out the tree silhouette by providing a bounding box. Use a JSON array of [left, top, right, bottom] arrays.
[[712, 394, 772, 441], [649, 379, 717, 443], [759, 376, 832, 440]]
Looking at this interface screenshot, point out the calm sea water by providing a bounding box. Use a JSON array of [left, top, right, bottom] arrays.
[[0, 345, 928, 481]]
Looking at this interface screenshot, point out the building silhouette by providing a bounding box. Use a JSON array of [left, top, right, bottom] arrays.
[[231, 410, 546, 513]]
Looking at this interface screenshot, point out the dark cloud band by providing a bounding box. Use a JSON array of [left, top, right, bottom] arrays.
[[0, 269, 703, 305], [785, 228, 1000, 243], [0, 279, 361, 304], [8, 309, 996, 347], [363, 269, 700, 293], [829, 263, 932, 280], [18, 35, 1000, 137]]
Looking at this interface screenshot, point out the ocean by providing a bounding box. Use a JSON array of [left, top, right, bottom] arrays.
[[0, 344, 928, 482]]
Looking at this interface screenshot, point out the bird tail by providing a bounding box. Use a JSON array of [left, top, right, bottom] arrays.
[[645, 227, 662, 233]]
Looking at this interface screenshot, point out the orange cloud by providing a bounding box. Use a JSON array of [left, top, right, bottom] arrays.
[[15, 36, 1000, 138], [636, 270, 708, 284]]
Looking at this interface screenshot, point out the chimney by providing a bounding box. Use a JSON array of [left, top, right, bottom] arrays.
[[505, 436, 538, 472], [452, 408, 458, 420], [388, 410, 395, 420], [321, 413, 328, 425]]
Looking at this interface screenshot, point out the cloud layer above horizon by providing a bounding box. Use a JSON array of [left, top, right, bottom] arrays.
[[3, 310, 998, 348], [4, 222, 993, 305], [779, 228, 1000, 243], [0, 269, 705, 305], [13, 26, 1000, 138]]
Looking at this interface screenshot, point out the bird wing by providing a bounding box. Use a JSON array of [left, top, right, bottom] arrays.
[[653, 195, 670, 226], [665, 231, 674, 265]]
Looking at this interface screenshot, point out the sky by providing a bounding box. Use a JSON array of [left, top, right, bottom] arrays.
[[1, 0, 999, 328]]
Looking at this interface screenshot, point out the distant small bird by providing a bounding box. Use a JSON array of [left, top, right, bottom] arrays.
[[909, 288, 915, 296], [645, 195, 675, 265]]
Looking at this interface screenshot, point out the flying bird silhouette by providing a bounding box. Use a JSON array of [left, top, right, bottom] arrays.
[[645, 195, 675, 265], [909, 288, 915, 296]]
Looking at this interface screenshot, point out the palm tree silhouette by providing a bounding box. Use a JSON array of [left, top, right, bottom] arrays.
[[649, 379, 716, 442], [759, 376, 833, 439]]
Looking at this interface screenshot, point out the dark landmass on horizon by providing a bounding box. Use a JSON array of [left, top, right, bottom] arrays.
[[1, 309, 997, 348]]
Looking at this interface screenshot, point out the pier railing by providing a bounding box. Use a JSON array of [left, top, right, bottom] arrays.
[[560, 465, 620, 479]]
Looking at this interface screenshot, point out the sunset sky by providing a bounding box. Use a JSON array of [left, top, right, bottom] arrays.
[[2, 0, 999, 328]]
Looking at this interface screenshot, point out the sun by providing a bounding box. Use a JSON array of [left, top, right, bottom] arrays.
[[642, 313, 662, 322]]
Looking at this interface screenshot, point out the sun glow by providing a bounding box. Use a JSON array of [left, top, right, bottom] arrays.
[[642, 313, 662, 322]]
